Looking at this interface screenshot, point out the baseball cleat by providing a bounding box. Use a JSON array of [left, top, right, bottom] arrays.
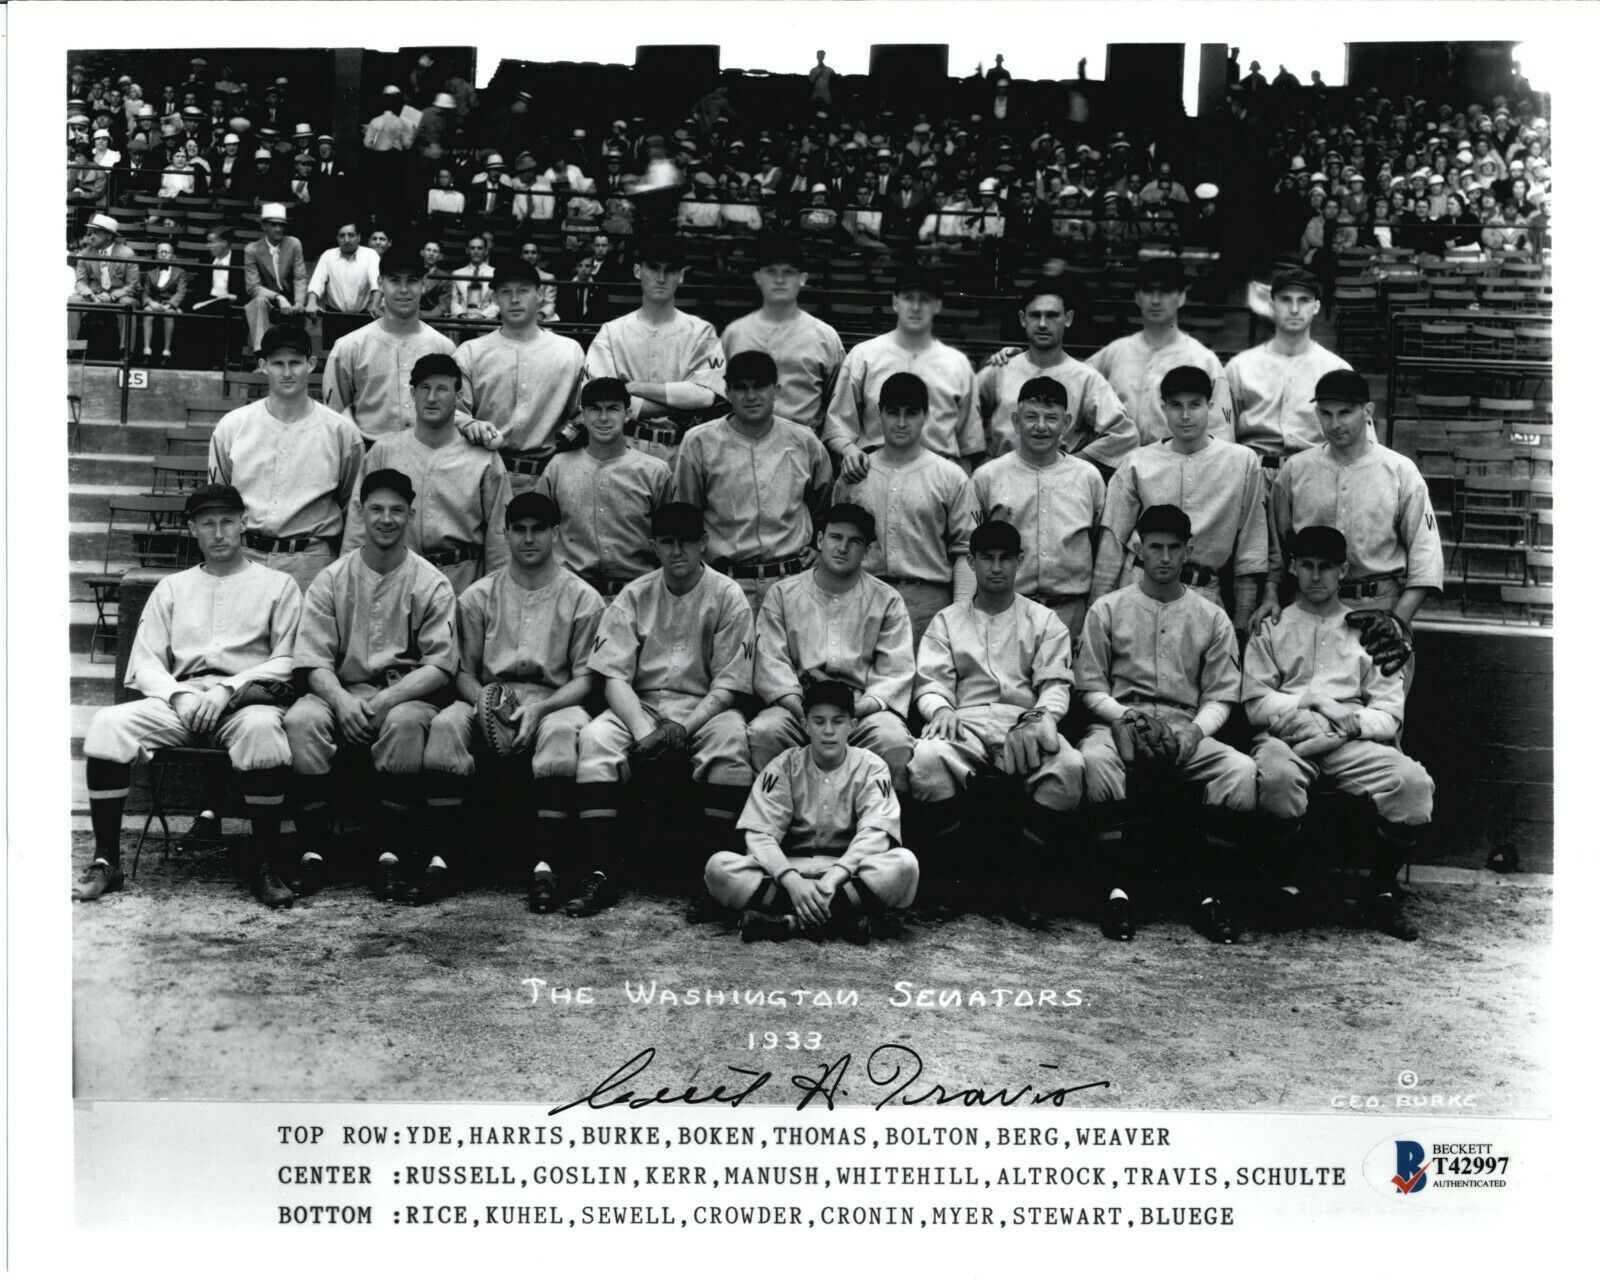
[[528, 868, 558, 914], [411, 862, 453, 906], [289, 854, 325, 898], [253, 863, 296, 909], [373, 859, 408, 903], [1100, 896, 1135, 942], [1005, 901, 1052, 932], [684, 892, 731, 924], [72, 860, 125, 902], [178, 811, 223, 850], [1196, 897, 1237, 944], [1368, 892, 1420, 942], [1260, 887, 1306, 933], [837, 911, 875, 946], [562, 871, 618, 917], [739, 910, 795, 943]]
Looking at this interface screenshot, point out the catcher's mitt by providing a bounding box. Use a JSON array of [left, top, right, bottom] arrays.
[[1113, 710, 1178, 765], [476, 683, 523, 758], [226, 679, 296, 711], [1346, 608, 1413, 677]]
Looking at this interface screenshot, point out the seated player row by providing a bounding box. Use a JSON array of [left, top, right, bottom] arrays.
[[76, 472, 1433, 945]]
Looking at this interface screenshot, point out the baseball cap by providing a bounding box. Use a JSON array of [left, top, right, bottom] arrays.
[[257, 323, 312, 359], [1290, 525, 1348, 564], [360, 468, 416, 504], [1135, 504, 1191, 540], [651, 502, 705, 541], [802, 679, 856, 717], [1313, 369, 1371, 404], [1270, 268, 1322, 300], [634, 236, 686, 269], [725, 350, 778, 387], [1135, 258, 1188, 291], [750, 236, 805, 270], [878, 371, 929, 409], [1016, 377, 1070, 410], [821, 502, 877, 543], [581, 377, 630, 409], [409, 353, 463, 385], [969, 519, 1023, 555], [490, 253, 542, 288], [183, 484, 246, 519], [892, 263, 944, 298], [1159, 366, 1213, 400], [506, 492, 561, 528]]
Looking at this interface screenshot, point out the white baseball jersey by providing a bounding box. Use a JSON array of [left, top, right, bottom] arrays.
[[454, 327, 586, 454], [833, 451, 974, 586], [739, 745, 900, 876], [587, 566, 753, 700], [913, 595, 1073, 722], [208, 399, 365, 542], [968, 451, 1107, 598], [1268, 443, 1445, 592], [753, 569, 915, 715], [456, 566, 604, 688], [294, 549, 458, 687], [535, 447, 673, 584], [822, 332, 984, 462], [1097, 439, 1268, 588], [1224, 339, 1350, 457], [721, 308, 845, 431], [672, 415, 834, 566], [1085, 330, 1235, 445], [125, 562, 302, 702], [974, 352, 1138, 470], [584, 308, 726, 420], [1243, 600, 1404, 739], [322, 319, 457, 441]]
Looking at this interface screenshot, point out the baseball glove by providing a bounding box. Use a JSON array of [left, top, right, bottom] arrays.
[[226, 679, 296, 711], [1346, 609, 1413, 677], [476, 683, 523, 758], [1113, 710, 1179, 765]]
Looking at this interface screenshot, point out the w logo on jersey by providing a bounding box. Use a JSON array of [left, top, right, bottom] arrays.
[[874, 778, 891, 800], [592, 635, 607, 652], [759, 769, 781, 794]]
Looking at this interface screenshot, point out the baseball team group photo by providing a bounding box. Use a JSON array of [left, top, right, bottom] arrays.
[[63, 26, 1552, 1111]]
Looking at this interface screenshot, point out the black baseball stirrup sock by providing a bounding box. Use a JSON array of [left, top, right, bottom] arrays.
[[575, 782, 622, 880], [425, 772, 466, 870], [1374, 818, 1427, 893], [533, 777, 576, 876], [375, 774, 420, 862], [85, 758, 132, 864], [1018, 800, 1067, 901], [701, 782, 747, 871], [293, 772, 334, 851], [240, 765, 291, 869]]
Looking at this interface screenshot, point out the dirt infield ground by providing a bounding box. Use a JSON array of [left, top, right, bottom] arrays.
[[71, 835, 1550, 1116]]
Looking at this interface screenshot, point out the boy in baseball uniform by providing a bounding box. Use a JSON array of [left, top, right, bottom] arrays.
[[285, 469, 459, 905], [968, 377, 1117, 637], [823, 263, 986, 479], [1094, 365, 1268, 636], [1075, 505, 1256, 944], [1086, 258, 1234, 446], [75, 484, 303, 908], [571, 503, 754, 916], [720, 236, 845, 432], [345, 353, 510, 595], [911, 519, 1083, 928], [583, 237, 727, 470], [705, 679, 919, 944], [833, 371, 976, 644], [748, 503, 916, 789], [455, 253, 588, 491], [423, 492, 606, 913], [536, 377, 673, 600], [1245, 525, 1433, 941], [672, 349, 834, 608]]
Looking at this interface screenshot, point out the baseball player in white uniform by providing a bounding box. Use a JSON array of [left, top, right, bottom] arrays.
[[968, 377, 1116, 637], [832, 371, 977, 644], [672, 349, 834, 608], [75, 484, 303, 908], [1245, 524, 1433, 941], [284, 469, 459, 906], [1075, 505, 1256, 944], [823, 263, 986, 478], [583, 237, 727, 470], [455, 254, 588, 491], [706, 679, 918, 944], [570, 503, 754, 917], [1252, 369, 1443, 673], [536, 377, 673, 600], [976, 283, 1138, 476], [748, 502, 916, 792], [1094, 365, 1268, 634], [422, 492, 606, 913], [911, 518, 1083, 928], [720, 236, 844, 433], [1085, 258, 1234, 445], [344, 352, 511, 595], [208, 323, 365, 592]]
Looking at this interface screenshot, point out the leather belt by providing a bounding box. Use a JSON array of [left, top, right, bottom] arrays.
[[1257, 452, 1284, 471], [1179, 563, 1219, 588], [624, 419, 689, 447], [1032, 592, 1087, 609], [244, 532, 328, 553], [1340, 574, 1403, 600], [500, 448, 555, 477], [425, 545, 483, 568], [722, 556, 810, 581], [877, 576, 946, 588], [581, 573, 636, 596]]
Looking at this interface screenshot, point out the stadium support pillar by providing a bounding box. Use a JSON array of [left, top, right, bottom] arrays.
[[1197, 43, 1230, 116], [332, 49, 364, 156]]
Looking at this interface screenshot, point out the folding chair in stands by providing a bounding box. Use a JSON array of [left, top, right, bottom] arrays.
[[1531, 509, 1553, 551], [1452, 475, 1531, 593], [1516, 445, 1553, 478], [165, 427, 216, 456], [1514, 324, 1552, 361], [151, 455, 210, 493], [1478, 397, 1538, 424], [108, 492, 194, 569], [1440, 419, 1506, 448], [1334, 287, 1380, 356], [1430, 288, 1477, 310], [1453, 445, 1517, 479], [130, 746, 231, 873], [1500, 585, 1553, 627], [1466, 324, 1517, 359], [1417, 322, 1466, 359], [183, 397, 237, 428], [1415, 394, 1472, 419], [1524, 549, 1554, 588]]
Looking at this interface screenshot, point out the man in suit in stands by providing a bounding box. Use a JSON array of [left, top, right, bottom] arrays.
[[243, 202, 309, 355], [70, 213, 139, 354]]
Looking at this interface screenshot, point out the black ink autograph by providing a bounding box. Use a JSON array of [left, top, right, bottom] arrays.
[[548, 1044, 1109, 1114]]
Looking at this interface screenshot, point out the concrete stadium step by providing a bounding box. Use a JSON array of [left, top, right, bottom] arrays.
[[70, 453, 172, 486], [73, 421, 216, 454], [72, 366, 235, 425], [71, 484, 163, 522], [70, 559, 140, 598], [68, 520, 151, 562], [72, 656, 118, 705]]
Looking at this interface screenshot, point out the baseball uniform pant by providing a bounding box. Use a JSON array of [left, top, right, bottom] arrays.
[[435, 556, 485, 598], [704, 848, 919, 911], [910, 704, 1085, 811], [576, 695, 752, 786], [1080, 718, 1256, 811], [284, 686, 440, 776], [424, 696, 589, 779], [748, 706, 913, 777], [84, 698, 291, 771], [1253, 735, 1433, 826], [1030, 594, 1088, 638], [891, 581, 953, 647], [244, 543, 334, 594]]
